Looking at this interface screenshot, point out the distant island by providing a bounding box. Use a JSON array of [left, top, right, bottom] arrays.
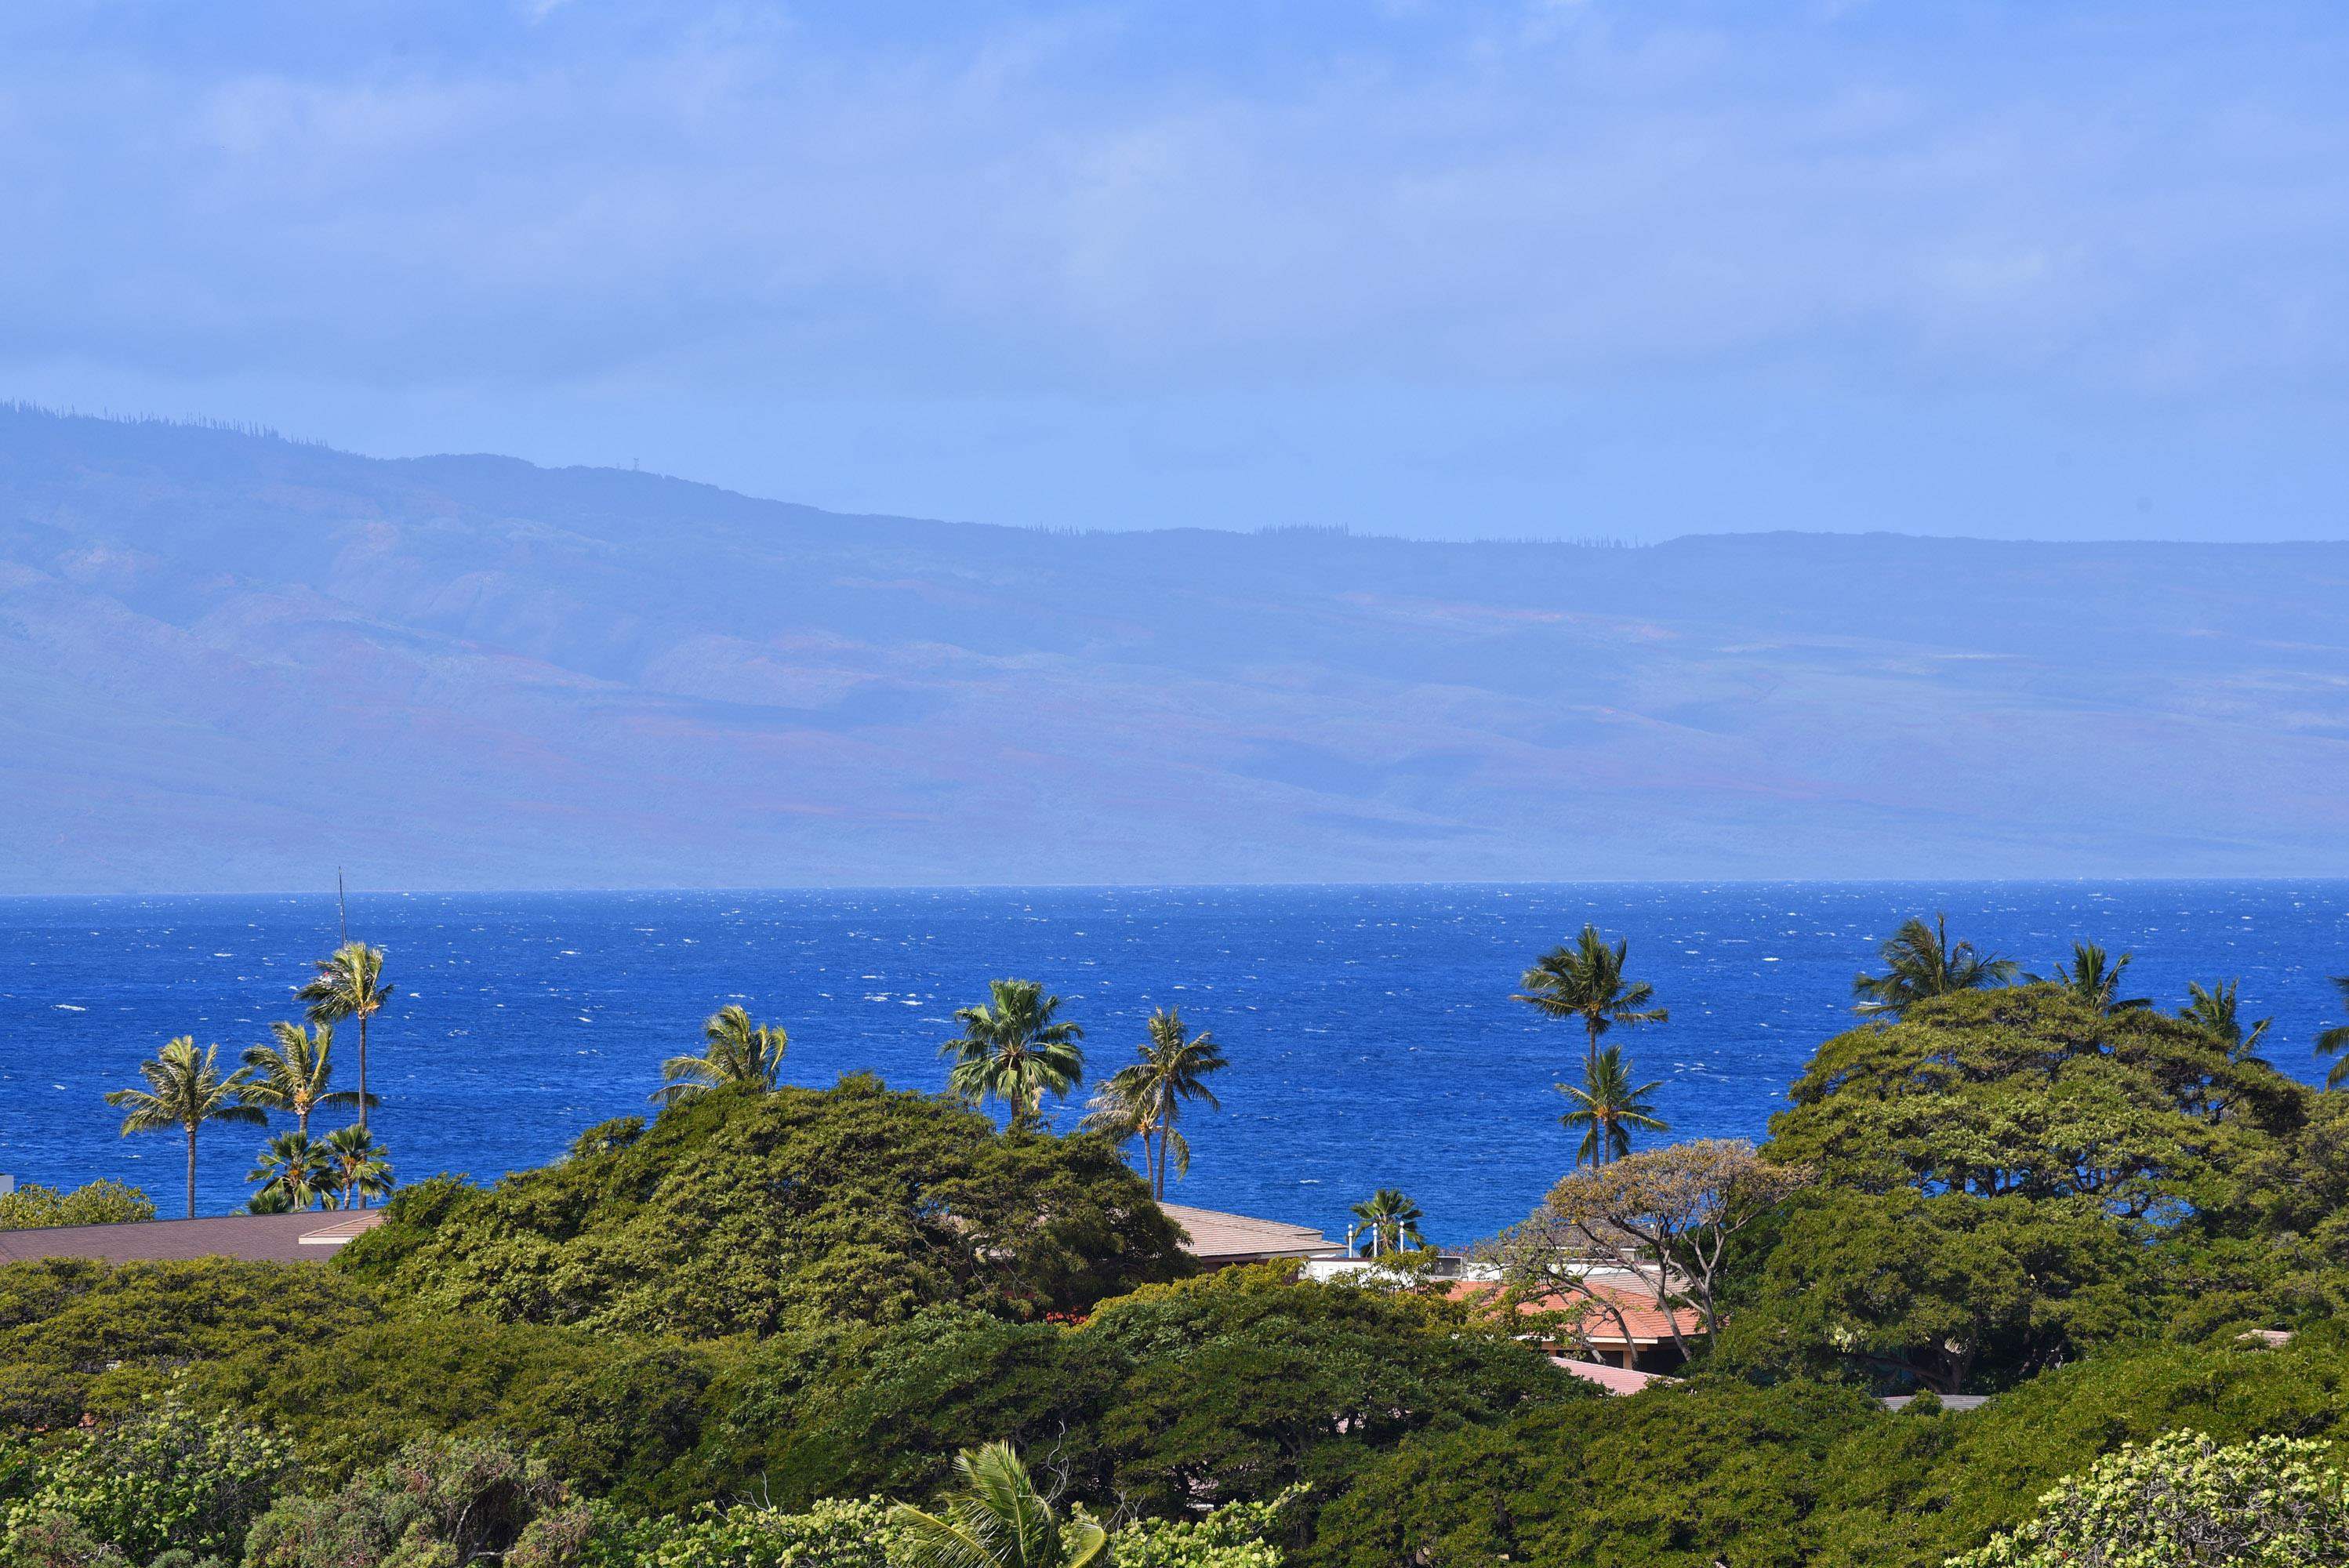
[[4, 403, 2348, 893]]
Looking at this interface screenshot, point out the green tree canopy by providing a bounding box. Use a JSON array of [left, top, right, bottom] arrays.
[[337, 1076, 1183, 1339], [1766, 986, 2307, 1222], [1725, 1188, 2143, 1394]]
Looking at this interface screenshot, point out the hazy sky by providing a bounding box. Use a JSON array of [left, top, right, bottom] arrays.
[[5, 1, 2346, 541]]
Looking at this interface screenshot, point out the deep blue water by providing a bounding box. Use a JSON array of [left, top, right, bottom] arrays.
[[3, 884, 2347, 1243]]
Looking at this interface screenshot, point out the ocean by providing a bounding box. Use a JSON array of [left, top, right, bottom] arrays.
[[2, 883, 2345, 1243]]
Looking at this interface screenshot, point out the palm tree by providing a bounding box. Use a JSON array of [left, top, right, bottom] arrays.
[[2315, 976, 2349, 1089], [1349, 1188, 1426, 1257], [2025, 942, 2149, 1014], [248, 1131, 332, 1211], [320, 1125, 394, 1209], [296, 942, 392, 1133], [1558, 1045, 1668, 1167], [1080, 1008, 1228, 1199], [1853, 913, 2017, 1016], [652, 1005, 789, 1106], [941, 980, 1085, 1131], [2181, 979, 2274, 1063], [891, 1442, 1105, 1568], [241, 1021, 372, 1135], [1516, 925, 1667, 1075], [107, 1038, 268, 1218]]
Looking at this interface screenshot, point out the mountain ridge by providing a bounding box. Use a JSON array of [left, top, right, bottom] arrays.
[[3, 405, 2345, 891]]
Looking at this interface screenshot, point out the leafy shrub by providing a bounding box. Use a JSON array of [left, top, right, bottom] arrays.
[[243, 1435, 589, 1568], [1946, 1429, 2349, 1566], [1107, 1489, 1300, 1568], [0, 1184, 154, 1232], [3, 1402, 294, 1565], [0, 1511, 125, 1568], [582, 1497, 905, 1568]]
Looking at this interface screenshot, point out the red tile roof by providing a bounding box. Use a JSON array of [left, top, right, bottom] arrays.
[[0, 1210, 383, 1265], [1447, 1278, 1706, 1345]]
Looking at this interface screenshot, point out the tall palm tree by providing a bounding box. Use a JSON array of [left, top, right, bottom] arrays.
[[1080, 1008, 1228, 1199], [1349, 1188, 1426, 1256], [941, 980, 1085, 1131], [652, 1005, 789, 1106], [320, 1125, 394, 1209], [296, 942, 392, 1133], [2315, 975, 2349, 1089], [891, 1442, 1105, 1568], [2182, 979, 2274, 1063], [242, 1021, 372, 1135], [2025, 942, 2149, 1014], [248, 1131, 332, 1212], [1853, 913, 2017, 1016], [1515, 925, 1667, 1074], [107, 1038, 267, 1218], [1558, 1045, 1668, 1167]]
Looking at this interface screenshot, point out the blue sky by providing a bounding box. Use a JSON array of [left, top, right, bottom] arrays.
[[5, 1, 2346, 542]]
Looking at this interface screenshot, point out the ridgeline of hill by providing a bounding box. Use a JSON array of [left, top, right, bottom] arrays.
[[4, 404, 2347, 891]]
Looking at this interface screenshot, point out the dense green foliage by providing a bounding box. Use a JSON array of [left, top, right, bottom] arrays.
[[339, 1077, 1183, 1337], [16, 970, 2349, 1566], [181, 1314, 722, 1511], [1948, 1430, 2349, 1567], [243, 1436, 586, 1568], [716, 1264, 1576, 1521], [0, 1259, 382, 1429], [2, 1404, 295, 1565], [0, 1183, 154, 1232]]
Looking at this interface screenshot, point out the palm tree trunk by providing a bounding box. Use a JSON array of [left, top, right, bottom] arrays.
[[183, 1124, 198, 1219], [1153, 1130, 1165, 1200], [357, 1011, 369, 1133]]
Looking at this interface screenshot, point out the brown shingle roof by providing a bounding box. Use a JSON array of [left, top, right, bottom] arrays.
[[1159, 1202, 1343, 1265], [0, 1211, 383, 1266]]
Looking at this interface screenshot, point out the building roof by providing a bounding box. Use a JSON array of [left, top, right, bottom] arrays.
[[1447, 1278, 1708, 1345], [1160, 1202, 1344, 1265], [1552, 1356, 1676, 1395], [0, 1210, 383, 1266]]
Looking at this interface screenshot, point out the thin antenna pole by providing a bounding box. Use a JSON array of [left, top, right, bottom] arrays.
[[336, 869, 348, 943]]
